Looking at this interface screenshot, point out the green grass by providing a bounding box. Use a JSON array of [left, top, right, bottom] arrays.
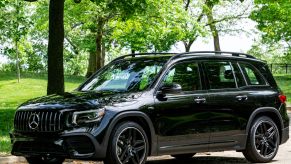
[[274, 75, 291, 100], [0, 72, 85, 155], [0, 72, 290, 154]]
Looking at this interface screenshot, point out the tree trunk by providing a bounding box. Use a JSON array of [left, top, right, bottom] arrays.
[[183, 39, 195, 52], [47, 0, 65, 95], [15, 40, 21, 83], [15, 0, 20, 83], [96, 18, 105, 71], [86, 51, 96, 78], [185, 45, 191, 52], [206, 4, 221, 51], [101, 41, 106, 67]]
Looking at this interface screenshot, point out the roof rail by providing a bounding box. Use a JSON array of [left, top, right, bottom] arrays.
[[169, 51, 256, 61], [112, 53, 178, 62]]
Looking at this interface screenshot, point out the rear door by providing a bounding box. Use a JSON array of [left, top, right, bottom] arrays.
[[202, 60, 249, 150]]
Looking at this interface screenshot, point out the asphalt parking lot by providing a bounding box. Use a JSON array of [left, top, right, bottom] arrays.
[[1, 112, 290, 164]]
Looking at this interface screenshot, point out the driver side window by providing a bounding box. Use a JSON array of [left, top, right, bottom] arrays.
[[162, 62, 201, 92]]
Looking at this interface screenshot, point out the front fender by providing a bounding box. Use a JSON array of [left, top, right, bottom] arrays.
[[100, 111, 158, 156]]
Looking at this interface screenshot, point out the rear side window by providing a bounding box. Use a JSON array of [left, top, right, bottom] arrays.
[[204, 61, 236, 89], [239, 63, 266, 85]]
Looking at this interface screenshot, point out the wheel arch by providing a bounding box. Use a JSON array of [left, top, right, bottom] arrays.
[[246, 107, 284, 144], [102, 111, 158, 156]]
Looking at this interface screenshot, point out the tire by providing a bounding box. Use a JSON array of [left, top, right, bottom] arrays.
[[26, 156, 64, 164], [242, 116, 280, 163], [104, 121, 149, 164], [171, 153, 196, 159]]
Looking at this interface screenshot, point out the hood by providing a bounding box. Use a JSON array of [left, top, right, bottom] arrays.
[[18, 91, 142, 111]]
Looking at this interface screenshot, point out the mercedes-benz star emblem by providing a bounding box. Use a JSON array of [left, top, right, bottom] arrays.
[[28, 113, 40, 130]]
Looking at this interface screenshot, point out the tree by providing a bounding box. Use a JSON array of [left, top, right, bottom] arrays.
[[46, 0, 65, 95], [181, 0, 206, 52], [0, 0, 32, 82], [111, 0, 188, 53], [24, 0, 68, 95], [178, 0, 251, 52], [205, 0, 221, 51], [82, 0, 147, 77], [250, 0, 290, 49]]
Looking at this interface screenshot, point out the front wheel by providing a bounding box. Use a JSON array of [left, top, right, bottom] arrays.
[[104, 121, 149, 164], [26, 156, 64, 164], [242, 116, 280, 163]]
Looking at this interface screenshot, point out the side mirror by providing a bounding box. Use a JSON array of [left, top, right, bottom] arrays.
[[156, 83, 182, 101], [160, 83, 182, 94]]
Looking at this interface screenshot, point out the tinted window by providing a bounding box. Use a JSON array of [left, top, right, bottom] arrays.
[[204, 61, 236, 89], [239, 63, 266, 85], [232, 62, 246, 87], [162, 62, 201, 92]]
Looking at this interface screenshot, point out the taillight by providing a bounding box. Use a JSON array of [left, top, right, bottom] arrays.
[[279, 94, 287, 104]]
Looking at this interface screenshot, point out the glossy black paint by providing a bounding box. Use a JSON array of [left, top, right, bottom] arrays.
[[10, 52, 289, 161]]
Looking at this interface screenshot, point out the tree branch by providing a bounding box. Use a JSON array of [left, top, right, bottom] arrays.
[[65, 36, 79, 55], [205, 14, 248, 26], [184, 0, 191, 11]]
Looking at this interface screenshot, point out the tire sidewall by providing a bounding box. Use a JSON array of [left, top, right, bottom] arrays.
[[249, 116, 279, 162], [106, 121, 149, 164]]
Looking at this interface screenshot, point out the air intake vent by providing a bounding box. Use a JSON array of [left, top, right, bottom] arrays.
[[14, 111, 64, 132]]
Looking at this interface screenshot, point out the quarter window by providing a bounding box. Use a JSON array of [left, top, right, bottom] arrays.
[[204, 61, 237, 89], [239, 63, 266, 85]]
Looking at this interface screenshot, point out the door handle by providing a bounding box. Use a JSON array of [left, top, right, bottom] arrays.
[[236, 95, 248, 101], [194, 97, 206, 104]]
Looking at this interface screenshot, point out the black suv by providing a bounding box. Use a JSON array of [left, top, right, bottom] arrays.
[[10, 51, 289, 164]]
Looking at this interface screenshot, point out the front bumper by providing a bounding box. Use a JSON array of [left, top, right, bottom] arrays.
[[10, 131, 107, 160]]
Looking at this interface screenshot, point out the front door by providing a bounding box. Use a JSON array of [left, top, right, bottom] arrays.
[[153, 61, 211, 155]]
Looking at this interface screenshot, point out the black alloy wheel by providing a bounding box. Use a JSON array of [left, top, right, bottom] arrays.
[[104, 121, 149, 164], [243, 116, 280, 163]]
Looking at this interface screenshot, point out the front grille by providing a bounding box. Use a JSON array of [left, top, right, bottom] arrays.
[[14, 111, 64, 132]]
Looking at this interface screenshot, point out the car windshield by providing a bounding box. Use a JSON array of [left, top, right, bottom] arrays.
[[80, 58, 167, 92]]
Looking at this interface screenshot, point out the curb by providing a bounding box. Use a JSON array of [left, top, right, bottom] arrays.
[[0, 156, 26, 164]]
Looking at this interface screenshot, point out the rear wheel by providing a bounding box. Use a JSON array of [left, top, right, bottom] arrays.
[[171, 153, 196, 159], [26, 156, 64, 164], [242, 116, 280, 163], [104, 121, 149, 164]]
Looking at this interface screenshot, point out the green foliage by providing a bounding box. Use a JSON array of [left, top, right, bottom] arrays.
[[0, 0, 31, 70], [0, 0, 289, 76], [111, 0, 207, 52], [247, 39, 290, 63], [90, 0, 147, 19], [251, 0, 291, 45], [249, 0, 290, 63]]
